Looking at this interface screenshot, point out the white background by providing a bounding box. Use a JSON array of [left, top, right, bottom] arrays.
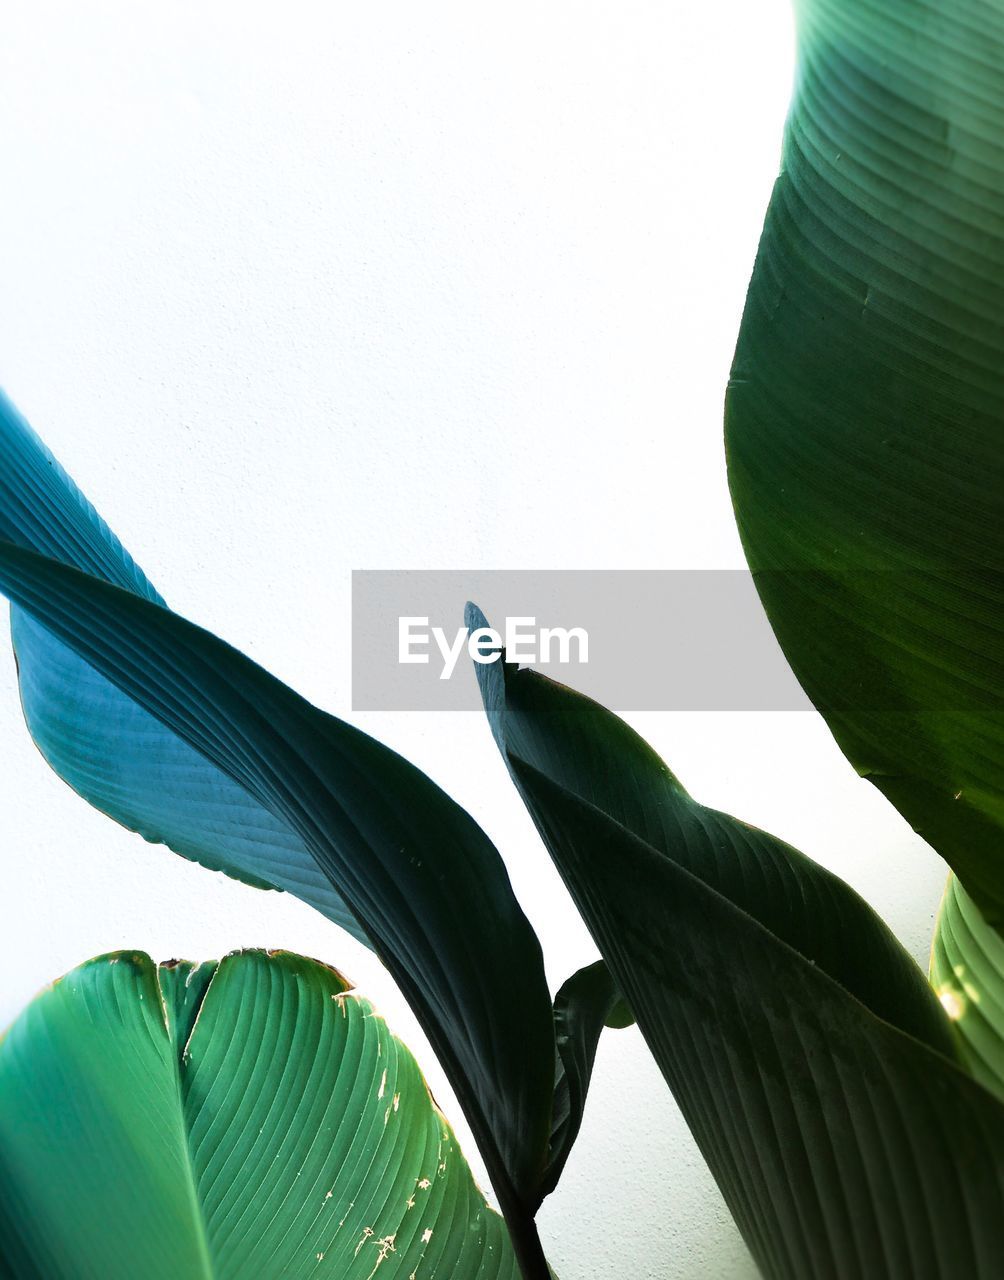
[[0, 5, 950, 1277]]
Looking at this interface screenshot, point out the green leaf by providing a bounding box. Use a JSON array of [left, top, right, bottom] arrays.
[[471, 645, 1004, 1277], [544, 959, 631, 1199], [725, 1, 1004, 916], [932, 873, 1004, 1102], [0, 544, 556, 1268], [0, 390, 367, 946], [467, 605, 954, 1061], [0, 949, 519, 1280]]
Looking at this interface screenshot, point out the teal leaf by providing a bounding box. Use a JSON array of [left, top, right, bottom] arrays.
[[0, 540, 556, 1263], [0, 392, 367, 944]]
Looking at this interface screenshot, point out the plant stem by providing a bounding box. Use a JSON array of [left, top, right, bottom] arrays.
[[497, 1185, 551, 1280]]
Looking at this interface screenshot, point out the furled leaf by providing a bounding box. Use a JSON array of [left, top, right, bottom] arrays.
[[0, 542, 556, 1268], [725, 0, 1004, 917], [0, 949, 519, 1280], [0, 391, 366, 945], [471, 645, 1004, 1277], [544, 959, 631, 1199], [932, 873, 1004, 1102]]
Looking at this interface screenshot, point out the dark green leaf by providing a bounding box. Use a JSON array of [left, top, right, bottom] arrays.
[[470, 641, 1004, 1277], [467, 605, 954, 1061], [725, 0, 1004, 917], [544, 959, 630, 1199], [514, 764, 1004, 1279]]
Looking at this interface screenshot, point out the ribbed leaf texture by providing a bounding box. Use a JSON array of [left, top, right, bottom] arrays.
[[471, 641, 1004, 1279], [0, 392, 366, 944], [0, 950, 519, 1280], [0, 540, 556, 1265], [932, 874, 1004, 1102], [726, 0, 1004, 918]]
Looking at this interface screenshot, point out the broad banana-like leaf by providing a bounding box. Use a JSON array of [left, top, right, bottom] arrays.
[[932, 873, 1004, 1101], [0, 949, 519, 1280], [0, 392, 366, 945], [0, 537, 555, 1272], [0, 401, 627, 1259], [725, 0, 1004, 917], [467, 606, 954, 1061], [472, 644, 1004, 1278]]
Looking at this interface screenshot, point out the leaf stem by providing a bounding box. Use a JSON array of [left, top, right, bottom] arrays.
[[497, 1186, 551, 1280]]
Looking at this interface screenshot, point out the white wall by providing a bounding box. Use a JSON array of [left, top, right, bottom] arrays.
[[0, 5, 949, 1277]]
